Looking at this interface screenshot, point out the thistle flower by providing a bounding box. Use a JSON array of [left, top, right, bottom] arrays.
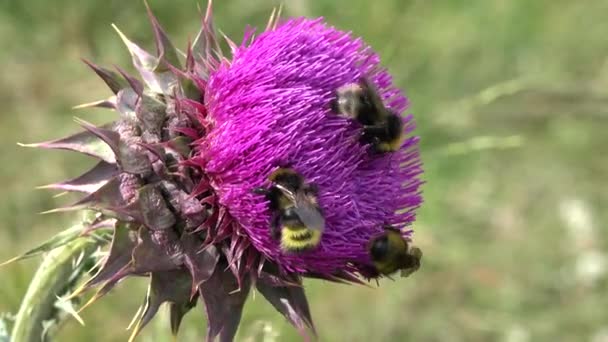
[[13, 2, 422, 340]]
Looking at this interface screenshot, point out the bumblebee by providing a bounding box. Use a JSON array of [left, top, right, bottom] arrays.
[[367, 225, 422, 277], [331, 77, 405, 153], [253, 168, 325, 253]]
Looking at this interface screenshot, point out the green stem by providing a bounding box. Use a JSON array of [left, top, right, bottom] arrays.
[[10, 225, 105, 342]]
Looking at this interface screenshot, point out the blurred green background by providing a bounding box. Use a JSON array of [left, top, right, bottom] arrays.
[[1, 0, 608, 341]]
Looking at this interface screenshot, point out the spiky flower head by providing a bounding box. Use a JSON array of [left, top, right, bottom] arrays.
[[198, 17, 422, 278], [14, 2, 422, 340]]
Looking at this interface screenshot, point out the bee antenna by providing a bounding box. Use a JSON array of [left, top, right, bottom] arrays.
[[252, 187, 268, 195]]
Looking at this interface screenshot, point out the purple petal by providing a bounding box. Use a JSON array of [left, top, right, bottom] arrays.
[[197, 18, 423, 276]]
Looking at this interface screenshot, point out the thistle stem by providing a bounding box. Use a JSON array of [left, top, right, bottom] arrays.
[[10, 223, 106, 342]]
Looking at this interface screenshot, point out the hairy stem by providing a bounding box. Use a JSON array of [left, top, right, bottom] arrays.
[[10, 222, 107, 342]]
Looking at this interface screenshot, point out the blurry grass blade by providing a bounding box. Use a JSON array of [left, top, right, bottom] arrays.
[[442, 135, 525, 156], [0, 316, 9, 342], [470, 78, 530, 108], [1, 224, 84, 266]]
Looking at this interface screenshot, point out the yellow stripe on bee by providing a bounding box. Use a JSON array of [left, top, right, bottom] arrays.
[[378, 134, 406, 152], [280, 227, 322, 252]]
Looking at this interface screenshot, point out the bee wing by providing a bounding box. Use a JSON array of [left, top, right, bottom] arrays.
[[359, 77, 387, 111], [293, 191, 325, 233]]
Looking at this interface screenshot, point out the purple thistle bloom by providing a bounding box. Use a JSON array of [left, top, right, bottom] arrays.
[[7, 2, 423, 341], [197, 18, 423, 277]]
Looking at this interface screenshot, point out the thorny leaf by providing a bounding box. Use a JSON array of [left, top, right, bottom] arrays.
[[116, 88, 139, 122], [131, 227, 181, 273], [256, 281, 316, 338], [144, 0, 182, 70], [82, 59, 129, 94], [128, 269, 193, 341], [136, 92, 167, 133], [118, 142, 152, 176], [200, 263, 251, 342], [169, 296, 198, 337], [37, 161, 119, 194], [1, 225, 87, 266], [73, 97, 117, 110], [43, 177, 130, 216], [18, 125, 117, 164], [138, 185, 176, 231], [53, 297, 85, 326], [75, 223, 137, 293], [112, 24, 178, 94], [181, 235, 219, 294], [75, 118, 121, 160]]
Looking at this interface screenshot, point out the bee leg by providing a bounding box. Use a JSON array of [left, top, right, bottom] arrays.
[[329, 93, 340, 114], [362, 124, 388, 137], [269, 211, 282, 241], [305, 183, 319, 195]]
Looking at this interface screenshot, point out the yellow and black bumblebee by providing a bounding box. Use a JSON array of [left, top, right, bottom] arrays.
[[253, 168, 325, 253], [331, 77, 405, 153], [367, 225, 422, 277]]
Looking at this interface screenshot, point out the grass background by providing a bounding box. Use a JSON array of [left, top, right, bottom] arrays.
[[1, 0, 608, 341]]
